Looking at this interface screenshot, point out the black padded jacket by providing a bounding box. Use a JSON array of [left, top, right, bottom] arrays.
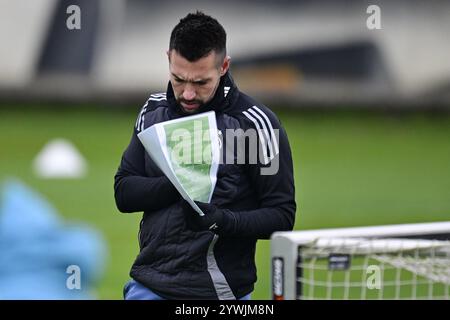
[[114, 72, 296, 299]]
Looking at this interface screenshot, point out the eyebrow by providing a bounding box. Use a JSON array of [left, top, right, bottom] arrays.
[[171, 73, 211, 84]]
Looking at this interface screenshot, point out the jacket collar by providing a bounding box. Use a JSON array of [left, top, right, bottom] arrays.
[[166, 72, 239, 116]]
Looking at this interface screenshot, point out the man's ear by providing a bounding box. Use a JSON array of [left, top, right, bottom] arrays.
[[166, 50, 171, 62], [220, 55, 231, 76]]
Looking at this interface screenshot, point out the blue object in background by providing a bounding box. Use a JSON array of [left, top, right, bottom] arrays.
[[0, 179, 107, 299]]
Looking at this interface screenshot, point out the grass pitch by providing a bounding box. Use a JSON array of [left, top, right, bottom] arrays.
[[0, 105, 449, 299]]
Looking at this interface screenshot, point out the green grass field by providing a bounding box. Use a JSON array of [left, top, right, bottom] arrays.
[[0, 105, 449, 299]]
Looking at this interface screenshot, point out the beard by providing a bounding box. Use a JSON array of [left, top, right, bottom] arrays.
[[176, 97, 205, 114]]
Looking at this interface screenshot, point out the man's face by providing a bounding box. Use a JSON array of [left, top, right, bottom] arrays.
[[168, 50, 229, 114]]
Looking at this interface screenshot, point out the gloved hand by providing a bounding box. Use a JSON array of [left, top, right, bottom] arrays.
[[182, 200, 224, 233]]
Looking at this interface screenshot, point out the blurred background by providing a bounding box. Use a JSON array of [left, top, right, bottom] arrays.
[[0, 0, 449, 299]]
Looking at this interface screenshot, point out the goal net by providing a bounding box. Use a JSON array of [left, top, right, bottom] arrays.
[[271, 221, 450, 300]]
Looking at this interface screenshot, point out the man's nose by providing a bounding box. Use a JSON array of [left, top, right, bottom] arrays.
[[183, 84, 196, 101]]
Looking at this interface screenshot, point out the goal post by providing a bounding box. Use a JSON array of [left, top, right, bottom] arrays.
[[270, 221, 450, 300]]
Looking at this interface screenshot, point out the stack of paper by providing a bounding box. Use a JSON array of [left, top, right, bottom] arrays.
[[137, 111, 220, 216]]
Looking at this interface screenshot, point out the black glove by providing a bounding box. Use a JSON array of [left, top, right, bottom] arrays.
[[182, 200, 224, 233]]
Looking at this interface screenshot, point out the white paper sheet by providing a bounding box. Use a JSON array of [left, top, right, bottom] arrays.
[[137, 111, 220, 216]]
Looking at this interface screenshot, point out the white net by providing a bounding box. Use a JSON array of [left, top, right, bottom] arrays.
[[298, 238, 450, 300]]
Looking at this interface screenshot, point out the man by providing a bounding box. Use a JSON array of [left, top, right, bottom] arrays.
[[114, 11, 296, 300]]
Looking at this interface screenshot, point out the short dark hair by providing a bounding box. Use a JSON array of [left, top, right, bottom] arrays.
[[169, 11, 226, 63]]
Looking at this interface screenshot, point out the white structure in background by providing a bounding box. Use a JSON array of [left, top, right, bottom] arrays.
[[92, 0, 450, 100], [0, 0, 57, 89], [0, 0, 449, 105], [33, 138, 87, 179]]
